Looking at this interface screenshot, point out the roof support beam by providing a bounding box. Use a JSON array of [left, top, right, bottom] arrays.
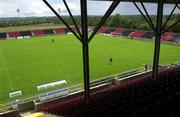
[[43, 0, 179, 104], [177, 4, 180, 9], [162, 0, 180, 33], [163, 19, 180, 33], [88, 0, 121, 43], [42, 0, 82, 42], [63, 0, 82, 38], [139, 0, 156, 31], [133, 1, 156, 33], [91, 0, 178, 4]]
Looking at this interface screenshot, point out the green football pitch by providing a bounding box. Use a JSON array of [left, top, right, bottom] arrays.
[[0, 34, 180, 103]]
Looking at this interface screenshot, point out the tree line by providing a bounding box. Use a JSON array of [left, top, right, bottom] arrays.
[[0, 14, 179, 32]]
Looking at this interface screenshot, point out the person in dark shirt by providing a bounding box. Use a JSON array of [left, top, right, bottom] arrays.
[[109, 57, 113, 65], [144, 64, 148, 72]]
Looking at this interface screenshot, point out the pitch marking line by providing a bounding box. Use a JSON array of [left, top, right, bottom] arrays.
[[0, 47, 14, 91]]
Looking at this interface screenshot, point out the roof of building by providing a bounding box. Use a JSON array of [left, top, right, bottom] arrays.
[[91, 0, 179, 4]]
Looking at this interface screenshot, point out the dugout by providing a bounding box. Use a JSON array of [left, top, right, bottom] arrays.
[[43, 29, 54, 35], [20, 31, 32, 37], [0, 32, 7, 39]]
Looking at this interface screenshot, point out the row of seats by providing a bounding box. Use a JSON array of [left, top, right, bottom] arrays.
[[0, 28, 67, 39], [98, 27, 109, 34], [0, 110, 21, 117], [161, 32, 176, 41], [98, 27, 179, 42], [141, 31, 155, 39], [129, 31, 145, 38], [1, 27, 179, 42], [41, 65, 180, 117], [111, 28, 125, 36]]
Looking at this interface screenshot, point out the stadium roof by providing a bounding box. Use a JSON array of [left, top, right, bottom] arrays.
[[91, 0, 179, 4], [43, 0, 179, 104]]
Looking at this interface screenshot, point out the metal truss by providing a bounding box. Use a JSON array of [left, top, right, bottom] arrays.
[[42, 0, 82, 42], [42, 0, 180, 103], [132, 0, 179, 79], [42, 0, 122, 104]]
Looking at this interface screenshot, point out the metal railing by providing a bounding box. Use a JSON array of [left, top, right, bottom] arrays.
[[0, 104, 8, 112], [4, 63, 180, 111]]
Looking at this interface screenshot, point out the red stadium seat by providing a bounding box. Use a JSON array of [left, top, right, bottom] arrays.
[[161, 32, 176, 41], [98, 27, 109, 33], [122, 29, 134, 37], [32, 30, 45, 36], [41, 65, 180, 117], [111, 28, 125, 36], [54, 28, 65, 34], [8, 31, 21, 38], [129, 31, 145, 38]]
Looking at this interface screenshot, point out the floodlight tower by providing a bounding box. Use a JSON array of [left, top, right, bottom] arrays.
[[58, 8, 61, 15], [17, 8, 20, 18]]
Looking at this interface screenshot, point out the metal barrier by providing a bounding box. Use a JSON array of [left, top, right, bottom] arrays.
[[4, 64, 179, 111], [0, 104, 8, 112]]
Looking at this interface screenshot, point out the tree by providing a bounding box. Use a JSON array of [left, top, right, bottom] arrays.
[[108, 14, 121, 27]]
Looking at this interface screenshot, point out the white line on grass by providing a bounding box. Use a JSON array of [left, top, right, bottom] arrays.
[[0, 47, 14, 91]]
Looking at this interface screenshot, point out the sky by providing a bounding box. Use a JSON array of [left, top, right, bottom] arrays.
[[0, 0, 179, 17]]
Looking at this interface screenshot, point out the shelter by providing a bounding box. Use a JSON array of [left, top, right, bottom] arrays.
[[43, 0, 180, 104]]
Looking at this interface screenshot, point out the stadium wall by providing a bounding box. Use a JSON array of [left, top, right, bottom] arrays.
[[0, 27, 179, 44]]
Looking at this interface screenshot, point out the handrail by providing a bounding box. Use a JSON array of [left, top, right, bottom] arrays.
[[3, 63, 180, 109]]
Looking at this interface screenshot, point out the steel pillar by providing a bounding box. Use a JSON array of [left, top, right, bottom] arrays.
[[152, 0, 164, 80], [80, 0, 91, 104]]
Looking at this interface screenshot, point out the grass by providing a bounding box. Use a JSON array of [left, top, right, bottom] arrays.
[[0, 34, 180, 103]]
